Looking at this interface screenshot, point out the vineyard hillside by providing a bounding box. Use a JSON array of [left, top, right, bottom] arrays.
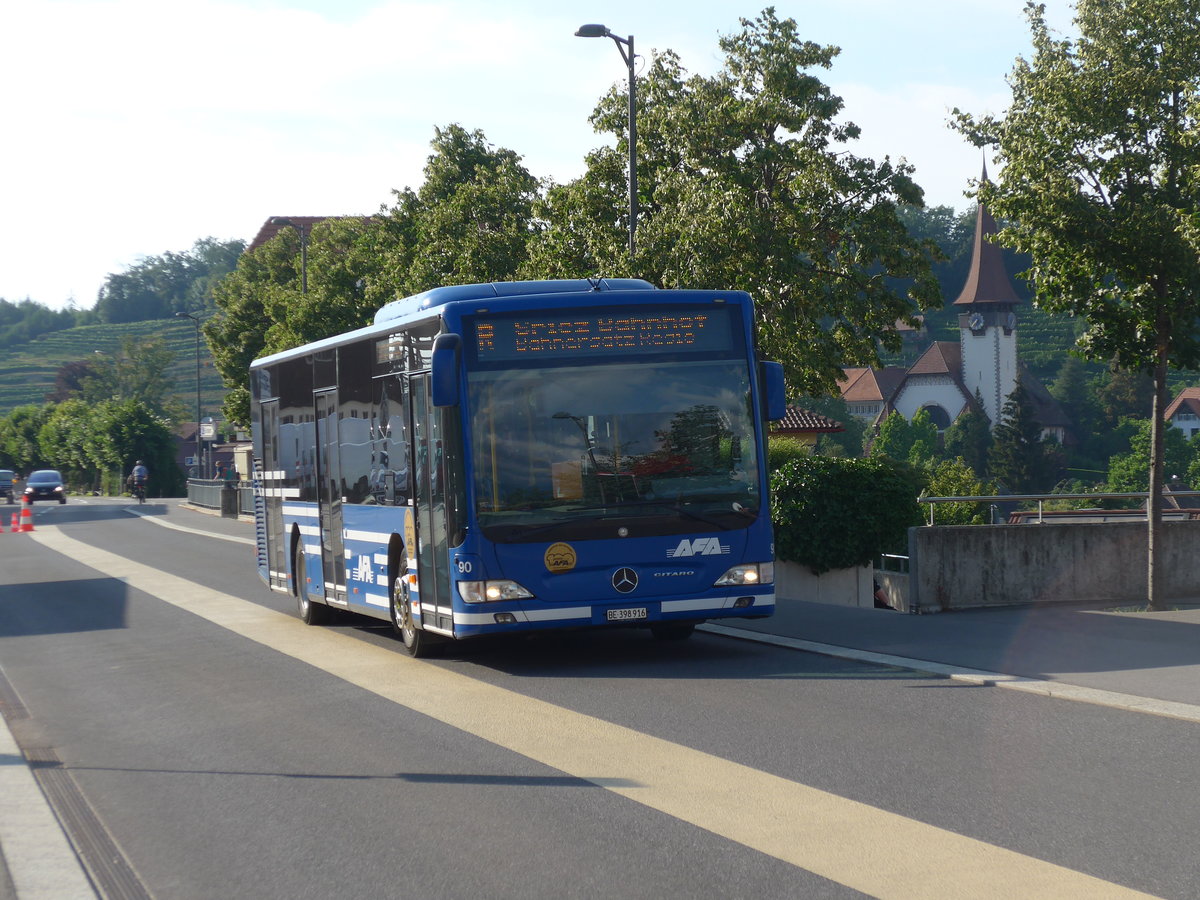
[[0, 318, 227, 424]]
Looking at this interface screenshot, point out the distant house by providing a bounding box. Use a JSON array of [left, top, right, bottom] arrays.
[[1165, 387, 1200, 439], [770, 406, 844, 452], [838, 167, 1069, 445]]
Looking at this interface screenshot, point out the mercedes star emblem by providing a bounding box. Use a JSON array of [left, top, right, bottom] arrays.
[[612, 567, 638, 594]]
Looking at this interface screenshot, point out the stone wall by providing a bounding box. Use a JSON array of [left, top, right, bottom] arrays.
[[775, 560, 876, 608], [908, 520, 1200, 612]]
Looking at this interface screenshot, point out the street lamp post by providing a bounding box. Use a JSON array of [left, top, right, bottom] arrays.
[[175, 312, 203, 479], [270, 216, 308, 293], [575, 23, 637, 264]]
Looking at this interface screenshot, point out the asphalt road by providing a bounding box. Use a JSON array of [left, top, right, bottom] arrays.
[[0, 498, 1197, 899]]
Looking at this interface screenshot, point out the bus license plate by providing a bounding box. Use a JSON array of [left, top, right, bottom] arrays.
[[607, 607, 648, 622]]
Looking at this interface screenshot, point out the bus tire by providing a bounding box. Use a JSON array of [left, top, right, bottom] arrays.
[[293, 544, 329, 626], [391, 574, 442, 658], [650, 622, 696, 641]]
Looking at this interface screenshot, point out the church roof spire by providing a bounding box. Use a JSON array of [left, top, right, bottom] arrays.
[[952, 165, 1022, 307]]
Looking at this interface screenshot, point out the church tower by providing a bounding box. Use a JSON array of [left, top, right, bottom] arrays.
[[955, 166, 1021, 426]]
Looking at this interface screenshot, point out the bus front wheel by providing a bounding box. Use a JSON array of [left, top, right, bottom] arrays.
[[391, 575, 442, 658], [293, 544, 329, 626]]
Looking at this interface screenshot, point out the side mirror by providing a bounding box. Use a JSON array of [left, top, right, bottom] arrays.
[[431, 333, 462, 407], [761, 361, 787, 421]]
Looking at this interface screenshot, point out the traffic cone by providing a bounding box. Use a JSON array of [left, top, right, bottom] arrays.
[[18, 500, 33, 532], [9, 510, 18, 532]]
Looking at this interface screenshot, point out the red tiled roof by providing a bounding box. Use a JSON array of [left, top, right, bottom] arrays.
[[840, 367, 906, 403], [771, 406, 844, 434], [907, 341, 961, 376], [1165, 387, 1200, 420]]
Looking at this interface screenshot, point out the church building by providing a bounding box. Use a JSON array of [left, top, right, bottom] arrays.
[[839, 171, 1069, 443]]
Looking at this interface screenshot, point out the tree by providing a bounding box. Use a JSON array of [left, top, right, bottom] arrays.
[[905, 408, 939, 467], [526, 8, 943, 395], [954, 0, 1200, 609], [1107, 418, 1193, 492], [0, 404, 52, 472], [989, 384, 1048, 493], [208, 126, 537, 427], [925, 457, 998, 525], [1094, 362, 1155, 427], [868, 411, 913, 461], [208, 230, 300, 427], [80, 335, 180, 420], [46, 359, 100, 403], [943, 391, 992, 478], [96, 238, 244, 324], [400, 124, 539, 294]]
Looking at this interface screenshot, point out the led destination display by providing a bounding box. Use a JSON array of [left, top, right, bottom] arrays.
[[474, 308, 736, 361]]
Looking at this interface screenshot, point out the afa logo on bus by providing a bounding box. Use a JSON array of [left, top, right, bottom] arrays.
[[667, 538, 730, 558]]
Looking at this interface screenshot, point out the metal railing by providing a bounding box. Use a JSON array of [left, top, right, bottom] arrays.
[[876, 552, 910, 573], [185, 478, 254, 517], [920, 490, 1200, 525]]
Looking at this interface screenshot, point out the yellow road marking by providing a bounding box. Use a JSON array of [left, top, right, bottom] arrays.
[[32, 527, 1160, 900]]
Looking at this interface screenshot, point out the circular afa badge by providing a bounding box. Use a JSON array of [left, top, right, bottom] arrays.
[[544, 542, 577, 573]]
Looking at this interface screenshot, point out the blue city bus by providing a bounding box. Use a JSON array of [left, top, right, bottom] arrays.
[[250, 279, 787, 656]]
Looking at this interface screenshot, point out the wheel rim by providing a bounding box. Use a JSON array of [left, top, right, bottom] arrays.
[[393, 576, 416, 645]]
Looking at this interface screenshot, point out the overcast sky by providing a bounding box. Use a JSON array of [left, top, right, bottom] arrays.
[[1, 0, 1076, 311]]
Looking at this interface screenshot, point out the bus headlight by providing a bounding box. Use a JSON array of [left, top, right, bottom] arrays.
[[457, 579, 534, 603], [714, 562, 774, 586]]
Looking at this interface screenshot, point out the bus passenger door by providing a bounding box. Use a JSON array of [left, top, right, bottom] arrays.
[[259, 399, 287, 591], [410, 374, 453, 634], [314, 389, 347, 605]]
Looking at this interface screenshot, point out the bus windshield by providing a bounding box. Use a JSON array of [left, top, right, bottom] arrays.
[[468, 358, 760, 542]]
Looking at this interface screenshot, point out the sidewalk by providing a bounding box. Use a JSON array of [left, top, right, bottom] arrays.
[[712, 594, 1200, 715]]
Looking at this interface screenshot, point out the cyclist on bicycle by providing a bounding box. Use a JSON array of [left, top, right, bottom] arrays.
[[128, 460, 149, 502]]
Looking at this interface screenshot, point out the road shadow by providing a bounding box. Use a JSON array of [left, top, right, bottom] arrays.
[[0, 577, 130, 637]]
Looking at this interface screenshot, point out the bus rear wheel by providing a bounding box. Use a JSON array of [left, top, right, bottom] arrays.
[[293, 544, 329, 626], [390, 575, 443, 658]]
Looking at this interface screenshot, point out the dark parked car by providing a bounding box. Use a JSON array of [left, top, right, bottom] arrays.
[[0, 469, 15, 504], [24, 469, 66, 504]]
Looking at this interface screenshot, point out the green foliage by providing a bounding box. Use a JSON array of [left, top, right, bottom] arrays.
[[80, 335, 181, 420], [791, 393, 865, 457], [868, 411, 909, 461], [0, 299, 84, 348], [0, 404, 51, 472], [924, 457, 997, 525], [766, 436, 811, 471], [525, 9, 942, 396], [208, 125, 538, 427], [0, 308, 224, 421], [989, 383, 1051, 492], [943, 391, 991, 477], [954, 0, 1200, 606], [1107, 418, 1193, 492], [905, 408, 939, 466], [95, 238, 244, 325], [0, 398, 180, 495], [771, 454, 922, 573]]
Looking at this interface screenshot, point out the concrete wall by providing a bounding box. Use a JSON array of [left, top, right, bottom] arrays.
[[776, 561, 876, 608], [908, 520, 1200, 612]]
